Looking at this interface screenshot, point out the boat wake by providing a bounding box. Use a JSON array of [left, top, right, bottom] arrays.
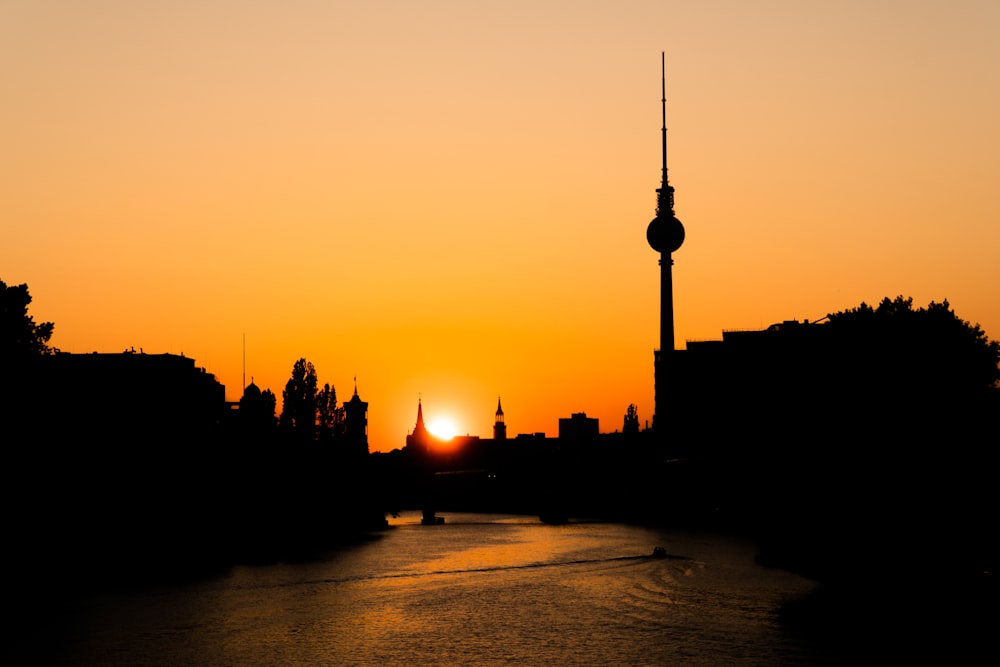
[[231, 550, 694, 591]]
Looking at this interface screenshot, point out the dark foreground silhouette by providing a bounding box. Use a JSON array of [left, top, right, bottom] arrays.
[[3, 281, 998, 659]]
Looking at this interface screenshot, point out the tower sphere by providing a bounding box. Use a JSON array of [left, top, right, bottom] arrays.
[[646, 214, 685, 254]]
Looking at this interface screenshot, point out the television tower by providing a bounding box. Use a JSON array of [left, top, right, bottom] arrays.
[[645, 52, 685, 431]]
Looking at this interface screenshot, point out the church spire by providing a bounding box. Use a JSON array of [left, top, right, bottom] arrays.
[[414, 396, 427, 435], [405, 395, 432, 453]]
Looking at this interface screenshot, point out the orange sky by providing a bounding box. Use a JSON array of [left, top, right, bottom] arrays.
[[3, 1, 998, 451]]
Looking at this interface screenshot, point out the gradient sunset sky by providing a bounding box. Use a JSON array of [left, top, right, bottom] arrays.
[[4, 1, 998, 451]]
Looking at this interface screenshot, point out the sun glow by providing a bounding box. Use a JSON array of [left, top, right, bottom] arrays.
[[427, 417, 459, 440]]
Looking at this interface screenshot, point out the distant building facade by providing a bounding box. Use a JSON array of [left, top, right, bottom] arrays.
[[558, 412, 599, 443], [37, 350, 227, 447]]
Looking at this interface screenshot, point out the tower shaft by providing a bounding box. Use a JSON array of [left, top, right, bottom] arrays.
[[660, 255, 675, 357]]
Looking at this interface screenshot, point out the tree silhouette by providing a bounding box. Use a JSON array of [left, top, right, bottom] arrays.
[[826, 296, 1000, 396], [316, 382, 344, 444], [1, 279, 57, 361], [2, 280, 59, 447], [728, 296, 1000, 590], [260, 388, 277, 423], [279, 358, 318, 445], [623, 404, 640, 435]]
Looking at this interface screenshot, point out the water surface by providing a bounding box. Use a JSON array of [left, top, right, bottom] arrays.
[[17, 513, 875, 665]]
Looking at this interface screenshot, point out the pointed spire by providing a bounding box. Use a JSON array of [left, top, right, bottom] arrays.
[[353, 375, 359, 397], [656, 51, 675, 219], [415, 396, 427, 433], [493, 395, 507, 440]]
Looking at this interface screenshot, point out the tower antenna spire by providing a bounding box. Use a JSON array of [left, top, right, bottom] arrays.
[[661, 51, 667, 187], [657, 51, 675, 218]]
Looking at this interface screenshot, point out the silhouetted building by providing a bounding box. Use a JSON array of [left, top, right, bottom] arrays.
[[558, 412, 599, 443], [241, 379, 262, 405], [237, 378, 277, 444], [645, 52, 686, 434], [343, 380, 369, 456], [36, 350, 226, 447], [667, 319, 820, 440], [493, 396, 507, 440], [405, 398, 431, 454]]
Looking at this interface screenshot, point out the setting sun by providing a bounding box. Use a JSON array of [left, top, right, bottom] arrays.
[[427, 417, 459, 440]]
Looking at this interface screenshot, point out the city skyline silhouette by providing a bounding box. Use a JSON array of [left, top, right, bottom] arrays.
[[3, 2, 998, 452]]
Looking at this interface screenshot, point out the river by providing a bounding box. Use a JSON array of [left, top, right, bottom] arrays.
[[5, 512, 974, 665]]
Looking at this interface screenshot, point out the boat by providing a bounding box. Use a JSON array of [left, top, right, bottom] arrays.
[[421, 510, 445, 525], [539, 513, 568, 525]]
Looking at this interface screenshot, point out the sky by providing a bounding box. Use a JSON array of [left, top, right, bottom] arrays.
[[3, 1, 999, 451]]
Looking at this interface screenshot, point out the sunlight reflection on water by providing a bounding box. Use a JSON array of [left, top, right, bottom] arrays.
[[33, 512, 844, 666]]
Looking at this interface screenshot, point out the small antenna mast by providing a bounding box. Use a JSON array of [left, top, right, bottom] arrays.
[[242, 332, 246, 390]]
